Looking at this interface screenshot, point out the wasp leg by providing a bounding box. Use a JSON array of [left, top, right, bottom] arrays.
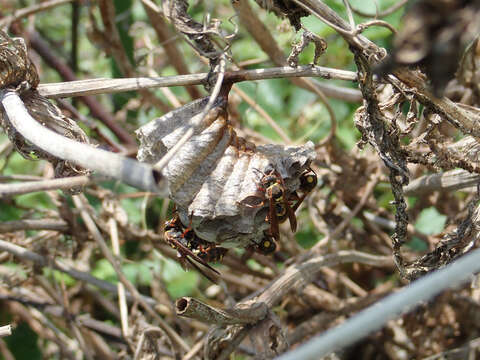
[[268, 199, 280, 241], [286, 201, 297, 232]]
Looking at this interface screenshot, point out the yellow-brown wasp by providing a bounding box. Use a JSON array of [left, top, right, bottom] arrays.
[[290, 167, 318, 212], [242, 167, 298, 243], [163, 214, 226, 282], [194, 242, 228, 264], [254, 231, 277, 255]]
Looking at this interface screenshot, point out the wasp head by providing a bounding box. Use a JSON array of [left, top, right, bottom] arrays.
[[299, 169, 317, 193], [267, 182, 285, 203], [256, 234, 277, 255]]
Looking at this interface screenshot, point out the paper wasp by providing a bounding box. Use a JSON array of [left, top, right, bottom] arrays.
[[163, 214, 227, 282], [254, 231, 277, 255], [195, 243, 228, 264], [240, 167, 297, 243], [241, 166, 317, 250], [290, 167, 318, 212]]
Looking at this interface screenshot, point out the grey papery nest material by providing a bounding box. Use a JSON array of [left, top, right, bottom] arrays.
[[136, 96, 315, 248]]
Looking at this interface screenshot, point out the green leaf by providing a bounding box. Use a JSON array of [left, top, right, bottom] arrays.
[[162, 259, 199, 298], [91, 259, 117, 283], [295, 224, 320, 249], [52, 270, 76, 287], [415, 207, 447, 235], [406, 236, 428, 252], [123, 262, 153, 286]]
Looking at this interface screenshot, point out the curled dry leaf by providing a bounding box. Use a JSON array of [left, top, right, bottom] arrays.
[[0, 29, 39, 90], [136, 96, 315, 249], [252, 0, 310, 31], [0, 30, 90, 192]]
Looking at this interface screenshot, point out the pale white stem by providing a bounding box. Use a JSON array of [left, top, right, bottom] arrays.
[[108, 218, 129, 338], [0, 325, 12, 338], [0, 90, 161, 193]]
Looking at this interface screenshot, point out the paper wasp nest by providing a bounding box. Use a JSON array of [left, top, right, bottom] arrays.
[[136, 96, 315, 249]]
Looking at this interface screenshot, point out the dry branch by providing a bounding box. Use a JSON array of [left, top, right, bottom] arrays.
[[0, 239, 157, 306], [176, 297, 268, 325], [277, 246, 480, 360], [141, 0, 202, 99], [72, 194, 188, 353], [0, 0, 75, 28], [0, 219, 68, 233], [208, 250, 392, 359], [25, 29, 137, 146], [0, 175, 92, 197], [404, 169, 480, 196], [37, 65, 357, 98], [0, 90, 162, 193]]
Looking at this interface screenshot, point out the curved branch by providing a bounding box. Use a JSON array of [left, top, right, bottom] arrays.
[[176, 297, 268, 325], [0, 90, 163, 193]]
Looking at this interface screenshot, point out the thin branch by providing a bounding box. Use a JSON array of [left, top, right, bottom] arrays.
[[97, 0, 134, 77], [233, 0, 361, 103], [404, 169, 480, 196], [72, 195, 189, 354], [0, 0, 75, 28], [182, 339, 204, 360], [277, 247, 480, 360], [295, 0, 480, 144], [0, 175, 92, 197], [234, 0, 342, 143], [256, 250, 391, 308], [232, 85, 292, 144], [3, 300, 78, 358], [211, 250, 391, 359], [354, 20, 397, 36], [141, 0, 202, 99], [0, 239, 157, 306], [24, 29, 137, 147], [0, 339, 14, 360], [293, 0, 380, 57], [0, 90, 162, 193], [108, 218, 129, 338], [0, 219, 68, 233], [389, 71, 480, 139], [133, 327, 175, 360], [95, 0, 170, 112], [342, 0, 356, 30], [0, 175, 43, 181], [37, 65, 357, 98], [312, 169, 380, 250]]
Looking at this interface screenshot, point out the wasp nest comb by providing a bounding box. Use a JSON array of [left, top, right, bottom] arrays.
[[136, 95, 315, 250]]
